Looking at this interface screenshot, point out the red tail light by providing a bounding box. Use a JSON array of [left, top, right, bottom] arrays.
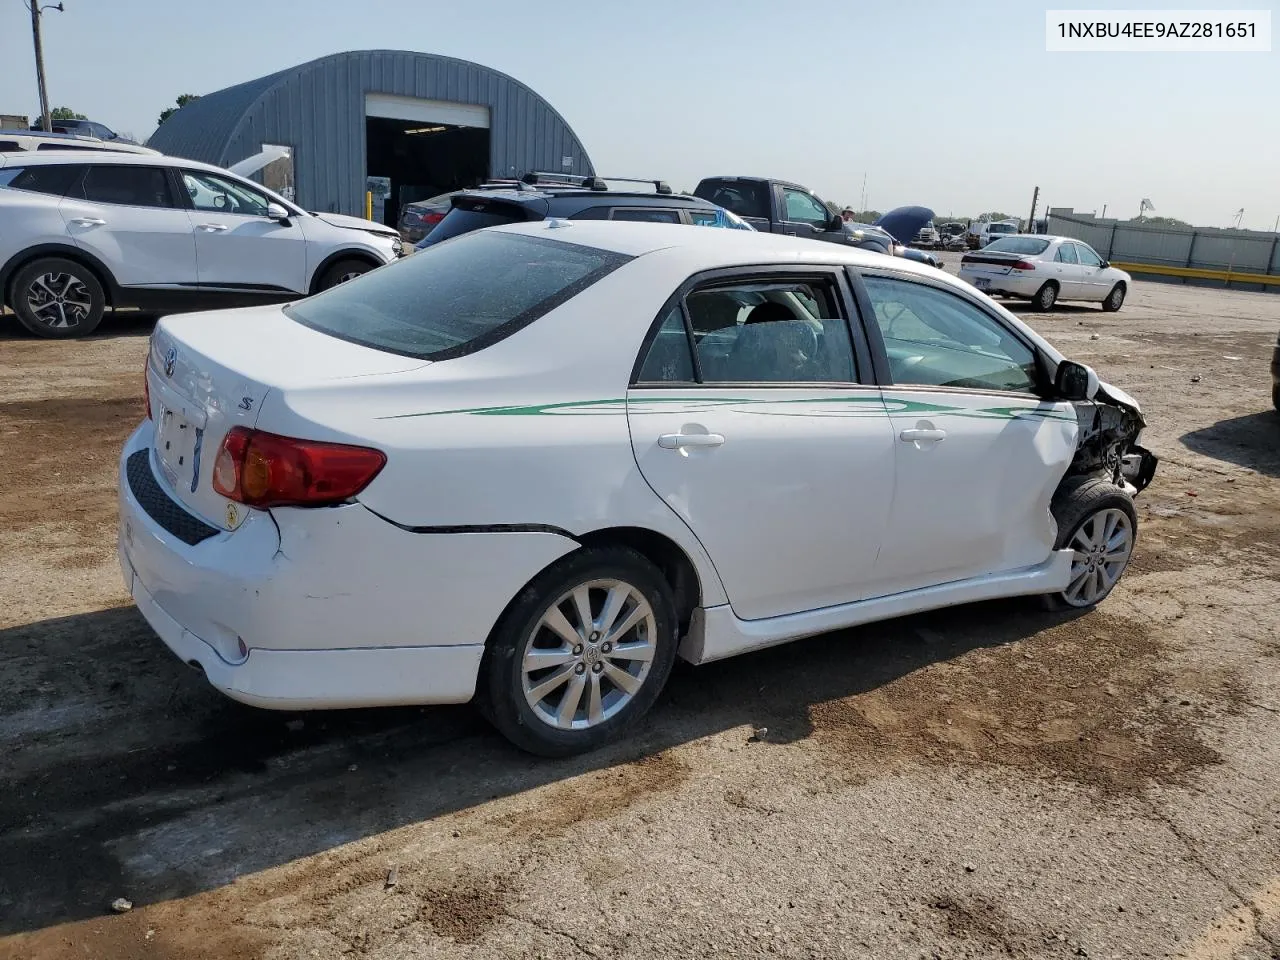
[[212, 427, 386, 509], [1012, 260, 1036, 271], [423, 212, 446, 225]]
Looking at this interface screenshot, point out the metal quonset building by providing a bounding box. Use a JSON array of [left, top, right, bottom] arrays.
[[148, 50, 594, 226]]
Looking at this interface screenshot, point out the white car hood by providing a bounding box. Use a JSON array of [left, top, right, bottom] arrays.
[[312, 211, 398, 236]]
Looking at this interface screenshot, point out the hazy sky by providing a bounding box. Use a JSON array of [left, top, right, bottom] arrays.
[[2, 0, 1276, 228]]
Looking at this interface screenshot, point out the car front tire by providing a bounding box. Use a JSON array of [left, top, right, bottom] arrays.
[[1032, 281, 1058, 312], [477, 546, 679, 757], [10, 257, 106, 338], [1102, 283, 1126, 312], [1043, 477, 1138, 610], [316, 258, 373, 291]]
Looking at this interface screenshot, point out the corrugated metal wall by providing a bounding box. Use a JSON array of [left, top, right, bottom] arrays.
[[1048, 208, 1280, 292], [150, 51, 594, 217]]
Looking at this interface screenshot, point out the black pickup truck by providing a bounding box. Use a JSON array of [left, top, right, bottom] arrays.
[[693, 176, 849, 241], [693, 175, 942, 268]]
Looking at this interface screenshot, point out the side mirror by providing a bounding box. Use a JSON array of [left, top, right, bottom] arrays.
[[266, 202, 291, 223], [828, 214, 846, 231], [1054, 359, 1099, 401], [1099, 260, 1110, 269]]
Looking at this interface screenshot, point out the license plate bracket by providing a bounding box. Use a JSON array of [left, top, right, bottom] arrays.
[[156, 406, 203, 493]]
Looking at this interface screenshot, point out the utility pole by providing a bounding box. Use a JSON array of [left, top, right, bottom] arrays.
[[1101, 202, 1108, 219], [1027, 185, 1039, 233], [27, 1, 64, 134]]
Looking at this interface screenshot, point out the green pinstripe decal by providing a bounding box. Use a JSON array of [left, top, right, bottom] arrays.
[[380, 394, 1077, 423]]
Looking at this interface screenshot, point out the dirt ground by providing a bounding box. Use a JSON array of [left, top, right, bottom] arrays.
[[1, 269, 1278, 960]]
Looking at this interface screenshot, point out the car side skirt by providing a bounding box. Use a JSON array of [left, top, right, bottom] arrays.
[[679, 549, 1074, 664]]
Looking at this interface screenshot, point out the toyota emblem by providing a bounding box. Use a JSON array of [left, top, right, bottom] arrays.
[[163, 347, 177, 377]]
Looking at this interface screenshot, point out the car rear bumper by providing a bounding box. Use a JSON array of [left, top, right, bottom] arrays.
[[117, 422, 578, 709], [957, 269, 1042, 297]]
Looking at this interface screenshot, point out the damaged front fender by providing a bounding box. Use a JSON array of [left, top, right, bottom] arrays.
[[1069, 387, 1158, 494]]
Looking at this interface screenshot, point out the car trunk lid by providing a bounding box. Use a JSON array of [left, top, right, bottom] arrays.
[[146, 304, 427, 530]]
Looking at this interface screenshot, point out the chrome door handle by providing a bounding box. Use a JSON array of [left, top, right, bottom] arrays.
[[658, 433, 725, 450], [899, 428, 947, 443], [69, 217, 106, 226], [195, 223, 229, 232]]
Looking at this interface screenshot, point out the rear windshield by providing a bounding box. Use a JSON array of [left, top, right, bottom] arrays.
[[989, 223, 1017, 234], [417, 201, 532, 248], [694, 179, 769, 219], [286, 231, 631, 360], [984, 236, 1051, 255]]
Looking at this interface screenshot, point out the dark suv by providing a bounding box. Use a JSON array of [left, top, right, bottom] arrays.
[[415, 174, 744, 250]]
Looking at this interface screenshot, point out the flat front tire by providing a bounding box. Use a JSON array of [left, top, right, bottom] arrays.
[[477, 546, 679, 757], [10, 257, 106, 338], [1043, 477, 1138, 610]]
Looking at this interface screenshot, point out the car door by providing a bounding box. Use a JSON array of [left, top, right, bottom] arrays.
[[626, 268, 897, 621], [854, 270, 1078, 598], [1051, 240, 1084, 297], [1073, 242, 1109, 300], [179, 168, 308, 295], [58, 163, 198, 289], [777, 186, 835, 239]]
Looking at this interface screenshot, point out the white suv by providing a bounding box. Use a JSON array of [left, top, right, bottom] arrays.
[[0, 151, 402, 338]]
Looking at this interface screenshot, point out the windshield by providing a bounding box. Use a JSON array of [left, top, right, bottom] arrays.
[[989, 223, 1017, 234], [985, 236, 1051, 255], [287, 230, 631, 360]]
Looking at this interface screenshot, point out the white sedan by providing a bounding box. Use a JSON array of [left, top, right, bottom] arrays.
[[118, 222, 1157, 756], [958, 235, 1131, 312]]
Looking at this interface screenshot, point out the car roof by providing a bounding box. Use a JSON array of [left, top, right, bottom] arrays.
[[0, 149, 212, 169], [698, 175, 809, 191], [490, 218, 945, 277]]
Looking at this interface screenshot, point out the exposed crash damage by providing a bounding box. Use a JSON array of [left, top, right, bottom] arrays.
[[1069, 385, 1159, 494]]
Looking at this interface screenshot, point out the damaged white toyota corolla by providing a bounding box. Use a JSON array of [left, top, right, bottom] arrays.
[[118, 221, 1158, 756]]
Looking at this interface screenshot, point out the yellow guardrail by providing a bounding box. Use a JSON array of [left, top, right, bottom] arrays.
[[1110, 261, 1280, 286]]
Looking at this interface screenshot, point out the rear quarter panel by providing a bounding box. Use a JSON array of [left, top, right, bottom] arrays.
[[254, 250, 731, 607]]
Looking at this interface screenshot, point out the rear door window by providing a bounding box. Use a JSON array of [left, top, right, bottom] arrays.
[[79, 165, 176, 208], [0, 140, 20, 152], [1054, 243, 1078, 264], [0, 163, 86, 195], [286, 231, 632, 360]]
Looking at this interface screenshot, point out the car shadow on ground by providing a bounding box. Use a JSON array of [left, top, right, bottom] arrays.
[[1180, 411, 1280, 478], [0, 598, 1085, 934], [0, 309, 157, 342]]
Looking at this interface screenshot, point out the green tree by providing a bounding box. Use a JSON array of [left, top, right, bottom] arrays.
[[31, 106, 87, 129], [157, 94, 201, 127]]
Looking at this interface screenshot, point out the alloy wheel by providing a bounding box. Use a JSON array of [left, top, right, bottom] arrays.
[[521, 578, 657, 730], [25, 272, 93, 329], [1063, 507, 1133, 607]]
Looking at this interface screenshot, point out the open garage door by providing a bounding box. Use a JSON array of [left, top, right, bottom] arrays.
[[365, 94, 492, 230]]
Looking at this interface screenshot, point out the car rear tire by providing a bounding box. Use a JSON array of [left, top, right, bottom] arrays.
[[1042, 477, 1138, 611], [316, 258, 372, 291], [1032, 281, 1058, 312], [10, 257, 106, 338], [477, 546, 679, 757], [1102, 283, 1126, 312]]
